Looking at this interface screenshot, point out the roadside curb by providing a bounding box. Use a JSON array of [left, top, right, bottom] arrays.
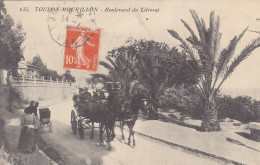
[[36, 129, 67, 164], [37, 148, 58, 165], [133, 130, 245, 165]]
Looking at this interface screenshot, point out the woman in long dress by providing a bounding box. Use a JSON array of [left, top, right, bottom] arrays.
[[17, 108, 39, 153], [71, 30, 95, 68]]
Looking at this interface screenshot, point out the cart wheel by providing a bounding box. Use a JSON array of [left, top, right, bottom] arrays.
[[49, 122, 53, 132], [71, 110, 77, 135], [78, 120, 84, 139]]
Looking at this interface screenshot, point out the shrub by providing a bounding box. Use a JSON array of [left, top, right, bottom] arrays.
[[216, 95, 260, 122], [159, 86, 203, 118], [160, 86, 260, 123], [7, 87, 24, 112], [0, 117, 23, 165]]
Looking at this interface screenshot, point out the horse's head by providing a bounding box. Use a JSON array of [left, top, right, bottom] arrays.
[[121, 100, 131, 113], [110, 96, 130, 114]]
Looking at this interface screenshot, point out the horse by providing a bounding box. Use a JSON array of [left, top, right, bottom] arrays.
[[73, 95, 116, 150], [110, 95, 142, 146], [88, 100, 116, 148]]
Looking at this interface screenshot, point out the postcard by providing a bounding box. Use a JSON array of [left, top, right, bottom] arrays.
[[0, 0, 260, 165]]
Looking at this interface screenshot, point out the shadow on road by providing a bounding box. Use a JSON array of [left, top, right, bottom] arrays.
[[158, 113, 202, 131], [41, 119, 113, 165], [226, 137, 260, 152], [235, 132, 257, 141]]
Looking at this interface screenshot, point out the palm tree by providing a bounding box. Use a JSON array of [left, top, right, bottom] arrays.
[[91, 50, 136, 99], [115, 39, 200, 110], [168, 10, 260, 131]]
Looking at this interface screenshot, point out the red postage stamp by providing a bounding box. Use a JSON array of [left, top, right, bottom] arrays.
[[63, 26, 101, 71]]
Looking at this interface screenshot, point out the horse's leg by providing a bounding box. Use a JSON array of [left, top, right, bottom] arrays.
[[128, 129, 135, 146], [120, 121, 125, 140], [132, 119, 137, 146], [127, 122, 132, 145], [127, 119, 137, 146], [106, 127, 112, 150], [90, 121, 94, 139], [111, 124, 115, 140], [132, 129, 135, 146], [99, 123, 104, 145]]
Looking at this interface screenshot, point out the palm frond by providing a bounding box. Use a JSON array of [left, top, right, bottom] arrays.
[[99, 61, 115, 72], [181, 19, 200, 45], [209, 13, 220, 62], [209, 11, 215, 34], [213, 27, 248, 89], [91, 73, 112, 82], [226, 37, 260, 77], [190, 10, 204, 44], [214, 32, 222, 60], [105, 56, 118, 70], [109, 70, 120, 82], [167, 29, 197, 63], [214, 37, 260, 95], [200, 18, 207, 46], [187, 10, 220, 75]]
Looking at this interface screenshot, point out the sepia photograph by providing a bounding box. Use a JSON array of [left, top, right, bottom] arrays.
[[0, 0, 259, 164]]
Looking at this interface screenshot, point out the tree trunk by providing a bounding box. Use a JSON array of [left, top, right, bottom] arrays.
[[150, 91, 159, 120], [125, 83, 130, 100], [201, 97, 221, 132], [6, 69, 13, 112]]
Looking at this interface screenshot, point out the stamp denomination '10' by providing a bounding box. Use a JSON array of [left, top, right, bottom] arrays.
[[63, 26, 101, 71]]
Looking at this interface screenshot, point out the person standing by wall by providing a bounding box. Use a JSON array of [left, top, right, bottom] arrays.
[[17, 108, 38, 153], [33, 102, 39, 117], [24, 101, 35, 114], [33, 102, 40, 132]]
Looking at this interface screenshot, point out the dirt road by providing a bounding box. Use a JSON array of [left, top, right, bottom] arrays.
[[40, 100, 225, 165]]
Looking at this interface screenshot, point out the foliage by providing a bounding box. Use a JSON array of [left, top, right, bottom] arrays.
[[216, 95, 260, 123], [93, 38, 200, 108], [48, 69, 61, 81], [160, 88, 260, 122], [86, 77, 104, 88], [168, 10, 260, 131], [0, 0, 25, 69], [160, 86, 203, 118], [7, 87, 27, 112], [63, 70, 75, 83], [30, 54, 48, 78], [0, 117, 24, 165], [30, 55, 75, 82], [91, 43, 139, 99], [0, 0, 26, 112], [0, 145, 21, 165], [123, 39, 200, 108]]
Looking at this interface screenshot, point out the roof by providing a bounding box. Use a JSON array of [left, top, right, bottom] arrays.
[[0, 60, 41, 70], [17, 61, 41, 70], [26, 64, 41, 70]]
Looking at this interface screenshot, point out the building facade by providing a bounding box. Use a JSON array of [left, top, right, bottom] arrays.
[[0, 59, 41, 85]]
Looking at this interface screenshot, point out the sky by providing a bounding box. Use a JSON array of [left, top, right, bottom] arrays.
[[4, 0, 260, 99]]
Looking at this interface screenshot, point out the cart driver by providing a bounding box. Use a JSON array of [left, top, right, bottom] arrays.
[[92, 91, 99, 103], [99, 91, 106, 100], [80, 88, 92, 103]]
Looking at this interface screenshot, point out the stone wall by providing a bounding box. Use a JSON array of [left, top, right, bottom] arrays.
[[13, 86, 76, 103]]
